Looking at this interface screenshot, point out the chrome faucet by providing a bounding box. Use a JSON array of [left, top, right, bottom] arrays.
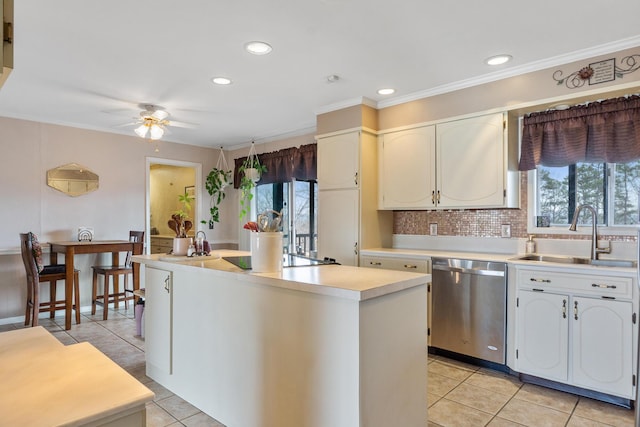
[[569, 204, 611, 261]]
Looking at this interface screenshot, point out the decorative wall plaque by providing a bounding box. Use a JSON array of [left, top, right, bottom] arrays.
[[553, 54, 640, 89], [589, 58, 615, 85]]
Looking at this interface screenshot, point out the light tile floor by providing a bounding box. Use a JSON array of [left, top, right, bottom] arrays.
[[2, 307, 636, 427], [1, 307, 225, 427], [428, 356, 635, 427]]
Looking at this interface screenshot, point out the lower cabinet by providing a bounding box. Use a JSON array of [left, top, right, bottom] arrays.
[[360, 254, 431, 345], [145, 266, 173, 377], [515, 268, 635, 399]]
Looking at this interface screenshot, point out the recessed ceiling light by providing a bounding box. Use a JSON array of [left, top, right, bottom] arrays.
[[244, 41, 273, 55], [326, 74, 340, 83], [211, 77, 232, 85], [377, 88, 395, 95], [485, 54, 512, 66]]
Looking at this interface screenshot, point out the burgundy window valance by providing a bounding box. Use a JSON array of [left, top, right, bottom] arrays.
[[233, 143, 317, 188], [518, 95, 640, 171]]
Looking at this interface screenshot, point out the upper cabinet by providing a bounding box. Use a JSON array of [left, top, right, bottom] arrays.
[[0, 0, 13, 90], [378, 112, 520, 210], [379, 126, 436, 209], [317, 131, 360, 190]]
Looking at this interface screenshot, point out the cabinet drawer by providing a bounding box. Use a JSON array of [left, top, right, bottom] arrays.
[[517, 268, 632, 299], [361, 256, 430, 273]]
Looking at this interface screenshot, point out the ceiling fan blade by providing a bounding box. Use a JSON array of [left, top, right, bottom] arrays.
[[151, 109, 169, 120], [114, 121, 141, 128], [167, 120, 198, 129]]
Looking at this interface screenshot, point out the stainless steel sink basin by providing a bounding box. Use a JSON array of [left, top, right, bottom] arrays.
[[513, 254, 591, 264], [589, 259, 637, 268], [512, 254, 637, 268]]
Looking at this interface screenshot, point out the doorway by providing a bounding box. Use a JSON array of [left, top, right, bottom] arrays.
[[146, 158, 202, 253]]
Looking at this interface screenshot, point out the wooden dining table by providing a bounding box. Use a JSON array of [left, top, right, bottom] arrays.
[[48, 240, 144, 330]]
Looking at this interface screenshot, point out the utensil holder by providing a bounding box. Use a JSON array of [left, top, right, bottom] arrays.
[[250, 232, 283, 272]]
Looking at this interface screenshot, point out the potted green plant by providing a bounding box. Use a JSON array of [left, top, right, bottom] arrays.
[[238, 144, 266, 220], [202, 167, 231, 227], [168, 191, 194, 255]]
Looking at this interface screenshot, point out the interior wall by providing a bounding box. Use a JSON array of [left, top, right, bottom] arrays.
[[0, 117, 217, 320]]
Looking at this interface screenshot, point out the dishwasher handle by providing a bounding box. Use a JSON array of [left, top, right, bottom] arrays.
[[432, 264, 505, 277]]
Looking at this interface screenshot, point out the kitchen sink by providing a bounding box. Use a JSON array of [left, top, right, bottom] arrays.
[[512, 254, 637, 268]]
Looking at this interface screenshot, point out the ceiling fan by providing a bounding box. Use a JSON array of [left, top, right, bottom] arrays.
[[129, 104, 195, 140]]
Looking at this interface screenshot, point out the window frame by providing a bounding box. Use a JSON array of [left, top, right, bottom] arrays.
[[527, 168, 640, 236], [255, 178, 318, 256]]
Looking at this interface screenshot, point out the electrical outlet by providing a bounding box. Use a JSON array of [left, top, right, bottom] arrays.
[[429, 223, 438, 236], [501, 224, 511, 238]]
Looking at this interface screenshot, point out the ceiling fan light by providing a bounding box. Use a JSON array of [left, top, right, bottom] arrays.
[[134, 124, 149, 138], [149, 124, 164, 140]]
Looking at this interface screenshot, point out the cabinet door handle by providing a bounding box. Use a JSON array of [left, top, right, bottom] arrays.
[[370, 261, 382, 266], [562, 299, 567, 319], [404, 264, 417, 269], [354, 172, 358, 186], [164, 276, 170, 293], [431, 191, 436, 205], [436, 190, 440, 203], [592, 283, 617, 289], [529, 277, 551, 283], [574, 300, 579, 320], [354, 242, 358, 255]]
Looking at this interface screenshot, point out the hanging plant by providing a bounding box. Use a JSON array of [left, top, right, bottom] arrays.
[[202, 147, 232, 227], [238, 142, 267, 220]]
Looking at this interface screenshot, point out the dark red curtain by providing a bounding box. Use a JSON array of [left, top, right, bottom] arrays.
[[233, 143, 317, 188], [519, 95, 640, 170]]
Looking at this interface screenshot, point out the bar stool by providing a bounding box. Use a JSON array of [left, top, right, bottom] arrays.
[[91, 231, 144, 320], [19, 232, 81, 327]]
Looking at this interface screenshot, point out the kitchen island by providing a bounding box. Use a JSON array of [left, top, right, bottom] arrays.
[[0, 326, 154, 426], [133, 252, 430, 427]]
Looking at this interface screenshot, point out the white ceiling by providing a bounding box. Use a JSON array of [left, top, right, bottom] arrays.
[[1, 0, 640, 148]]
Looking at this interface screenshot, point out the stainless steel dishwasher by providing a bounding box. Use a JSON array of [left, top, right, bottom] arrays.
[[430, 257, 507, 365]]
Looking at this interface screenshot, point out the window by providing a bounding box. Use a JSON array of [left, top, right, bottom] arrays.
[[256, 179, 318, 256], [535, 160, 640, 228]]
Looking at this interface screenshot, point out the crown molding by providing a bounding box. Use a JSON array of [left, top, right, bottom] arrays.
[[377, 36, 640, 109], [315, 96, 377, 115]]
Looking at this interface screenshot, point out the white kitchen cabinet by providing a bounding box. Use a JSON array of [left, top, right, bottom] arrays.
[[360, 254, 431, 345], [145, 266, 173, 377], [317, 130, 392, 266], [360, 255, 429, 274], [378, 112, 519, 210], [516, 290, 569, 382], [378, 126, 435, 209], [318, 131, 360, 190], [436, 113, 508, 208], [514, 267, 635, 399], [319, 189, 359, 266], [571, 296, 633, 396]]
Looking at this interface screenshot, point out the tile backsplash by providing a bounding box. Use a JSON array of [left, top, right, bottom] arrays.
[[392, 172, 636, 243]]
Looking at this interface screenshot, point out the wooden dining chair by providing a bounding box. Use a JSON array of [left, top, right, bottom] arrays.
[[91, 231, 144, 320], [19, 232, 81, 327]]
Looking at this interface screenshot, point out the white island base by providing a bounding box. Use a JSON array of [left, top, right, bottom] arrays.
[[137, 254, 429, 427]]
